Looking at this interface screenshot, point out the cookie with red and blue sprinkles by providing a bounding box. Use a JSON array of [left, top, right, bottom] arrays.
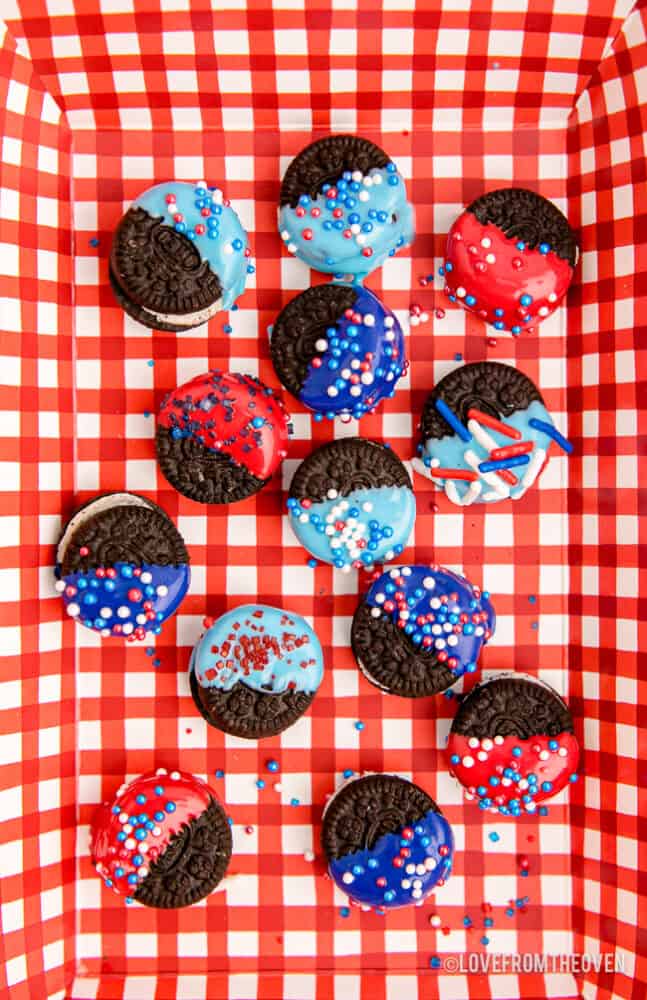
[[110, 181, 251, 331], [278, 135, 414, 277], [91, 768, 232, 908], [413, 361, 572, 506], [156, 370, 290, 504], [270, 283, 406, 420], [447, 674, 580, 817], [322, 773, 453, 910], [288, 438, 415, 572], [55, 492, 190, 640], [442, 188, 578, 335], [351, 565, 495, 697], [188, 604, 324, 739]]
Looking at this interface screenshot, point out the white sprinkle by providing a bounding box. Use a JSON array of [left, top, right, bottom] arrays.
[[170, 771, 180, 780], [360, 372, 374, 386], [287, 243, 297, 253], [342, 871, 354, 884], [331, 505, 342, 517], [327, 489, 338, 499], [475, 626, 484, 636], [223, 244, 234, 255], [462, 755, 474, 768], [304, 850, 315, 863], [350, 223, 361, 235], [117, 605, 130, 618], [356, 234, 367, 246], [468, 737, 479, 748], [401, 567, 412, 576], [327, 386, 338, 398], [420, 312, 429, 322], [443, 622, 453, 633], [501, 777, 512, 787], [412, 889, 423, 899], [425, 857, 436, 870], [372, 172, 383, 185], [156, 585, 168, 597], [434, 638, 446, 650], [548, 292, 557, 303], [330, 539, 341, 550], [156, 768, 167, 775], [456, 286, 466, 298], [481, 237, 492, 248], [100, 628, 111, 637], [280, 230, 290, 240], [481, 738, 493, 751], [122, 623, 134, 635], [362, 176, 373, 186], [123, 824, 133, 834], [400, 611, 409, 621], [136, 613, 147, 625], [119, 812, 128, 824], [477, 751, 488, 761], [485, 253, 496, 264], [538, 306, 549, 316], [125, 838, 136, 850], [363, 314, 375, 326], [352, 170, 363, 182], [406, 863, 416, 875], [54, 580, 66, 593], [370, 607, 381, 618], [341, 564, 352, 573], [66, 602, 80, 617], [558, 747, 568, 757], [431, 624, 442, 636], [325, 526, 335, 536], [384, 316, 394, 327], [315, 338, 328, 352], [410, 315, 420, 326], [430, 597, 441, 609], [494, 735, 504, 745], [138, 866, 148, 877], [358, 190, 369, 202], [415, 864, 426, 876], [152, 826, 161, 836], [539, 750, 550, 761], [518, 779, 529, 790], [447, 634, 458, 646], [340, 500, 349, 510], [362, 501, 373, 512], [401, 879, 411, 889], [140, 571, 152, 584], [351, 359, 361, 370], [138, 842, 148, 853], [100, 607, 112, 619], [430, 914, 441, 927]]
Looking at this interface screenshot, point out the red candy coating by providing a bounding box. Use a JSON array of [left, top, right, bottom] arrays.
[[447, 732, 579, 810], [444, 211, 573, 333], [158, 371, 290, 481], [91, 768, 219, 898]]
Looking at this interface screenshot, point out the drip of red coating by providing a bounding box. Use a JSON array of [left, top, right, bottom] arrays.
[[467, 408, 521, 440], [432, 468, 479, 482], [490, 440, 534, 461]]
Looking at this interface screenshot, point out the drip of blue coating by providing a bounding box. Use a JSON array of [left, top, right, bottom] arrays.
[[133, 182, 248, 310], [365, 565, 495, 678], [419, 400, 558, 503], [190, 604, 323, 694], [329, 809, 453, 908], [57, 561, 190, 637], [279, 164, 414, 278], [298, 284, 405, 418], [287, 486, 415, 570]]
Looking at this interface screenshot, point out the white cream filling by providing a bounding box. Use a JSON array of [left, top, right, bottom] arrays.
[[143, 297, 223, 328]]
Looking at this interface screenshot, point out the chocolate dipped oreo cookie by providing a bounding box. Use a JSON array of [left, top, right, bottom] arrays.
[[270, 283, 405, 421], [91, 768, 232, 908], [278, 135, 414, 277], [189, 604, 324, 739], [110, 181, 250, 331], [447, 674, 580, 817], [156, 370, 290, 504], [443, 188, 578, 335], [413, 361, 572, 506], [352, 565, 495, 697], [287, 438, 415, 572], [54, 492, 190, 639], [322, 774, 453, 911]]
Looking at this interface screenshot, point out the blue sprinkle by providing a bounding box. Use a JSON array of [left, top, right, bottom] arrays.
[[430, 956, 441, 969], [488, 832, 500, 842], [147, 359, 154, 367], [354, 721, 365, 731], [267, 760, 280, 773], [521, 869, 529, 877], [454, 353, 463, 361], [247, 264, 255, 274], [343, 769, 354, 778], [223, 324, 233, 333], [463, 916, 472, 927], [484, 917, 494, 927], [89, 237, 100, 247], [153, 658, 161, 667], [135, 794, 146, 804], [520, 294, 533, 306], [539, 242, 550, 254], [228, 816, 233, 825], [569, 773, 579, 783], [340, 907, 350, 918], [494, 308, 504, 317], [512, 747, 522, 758], [256, 779, 265, 789], [307, 558, 318, 568], [215, 769, 224, 778], [528, 595, 536, 603], [290, 798, 300, 807], [516, 241, 525, 251], [481, 936, 490, 946], [531, 622, 538, 630], [444, 261, 453, 272], [145, 647, 154, 657]]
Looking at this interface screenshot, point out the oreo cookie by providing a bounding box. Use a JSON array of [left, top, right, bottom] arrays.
[[156, 370, 290, 504], [110, 182, 250, 331], [278, 135, 414, 277], [189, 604, 324, 739], [447, 674, 580, 817], [270, 283, 405, 421], [443, 188, 578, 335], [91, 768, 232, 908], [287, 438, 415, 572], [321, 774, 453, 910], [412, 361, 572, 506], [54, 492, 190, 639], [351, 565, 495, 697]]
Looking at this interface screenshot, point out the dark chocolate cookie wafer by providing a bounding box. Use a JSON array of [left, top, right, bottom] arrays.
[[55, 492, 190, 639], [92, 768, 232, 908], [189, 605, 324, 740], [287, 438, 415, 571], [322, 774, 454, 909], [156, 370, 290, 505], [468, 188, 578, 267], [278, 135, 414, 277], [447, 675, 580, 817], [110, 181, 249, 331], [351, 565, 495, 696], [414, 361, 572, 507], [270, 283, 406, 420]]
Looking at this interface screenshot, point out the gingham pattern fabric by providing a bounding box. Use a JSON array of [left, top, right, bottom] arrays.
[[0, 2, 643, 999]]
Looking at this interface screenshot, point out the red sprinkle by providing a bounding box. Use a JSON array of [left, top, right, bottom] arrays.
[[490, 441, 534, 461], [195, 224, 206, 235], [467, 408, 522, 440], [362, 247, 373, 257], [200, 207, 211, 217], [434, 309, 445, 319], [173, 213, 183, 223], [432, 468, 479, 482], [79, 545, 89, 556], [128, 588, 143, 603], [487, 338, 498, 347], [332, 208, 343, 219], [295, 206, 306, 217], [302, 228, 313, 241], [310, 207, 321, 218]]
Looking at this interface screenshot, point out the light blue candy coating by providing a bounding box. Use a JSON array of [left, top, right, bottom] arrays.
[[190, 604, 323, 694], [133, 182, 248, 311], [279, 166, 414, 278]]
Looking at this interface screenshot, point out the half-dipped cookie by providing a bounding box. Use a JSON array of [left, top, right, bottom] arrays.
[[322, 774, 453, 910], [55, 492, 190, 639], [278, 135, 414, 277], [447, 674, 580, 817], [413, 361, 572, 506], [287, 438, 415, 572], [156, 370, 290, 504], [270, 283, 405, 421], [443, 188, 578, 335], [91, 768, 232, 907], [189, 604, 323, 739], [352, 565, 495, 696], [110, 181, 250, 331]]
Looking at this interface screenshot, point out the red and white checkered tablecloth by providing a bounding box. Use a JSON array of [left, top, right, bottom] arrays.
[[0, 2, 643, 998]]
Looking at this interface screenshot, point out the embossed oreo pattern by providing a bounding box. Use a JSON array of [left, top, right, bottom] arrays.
[[190, 669, 315, 740], [280, 135, 390, 208], [451, 676, 575, 740], [156, 425, 266, 504], [468, 188, 578, 267], [289, 438, 411, 503]]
